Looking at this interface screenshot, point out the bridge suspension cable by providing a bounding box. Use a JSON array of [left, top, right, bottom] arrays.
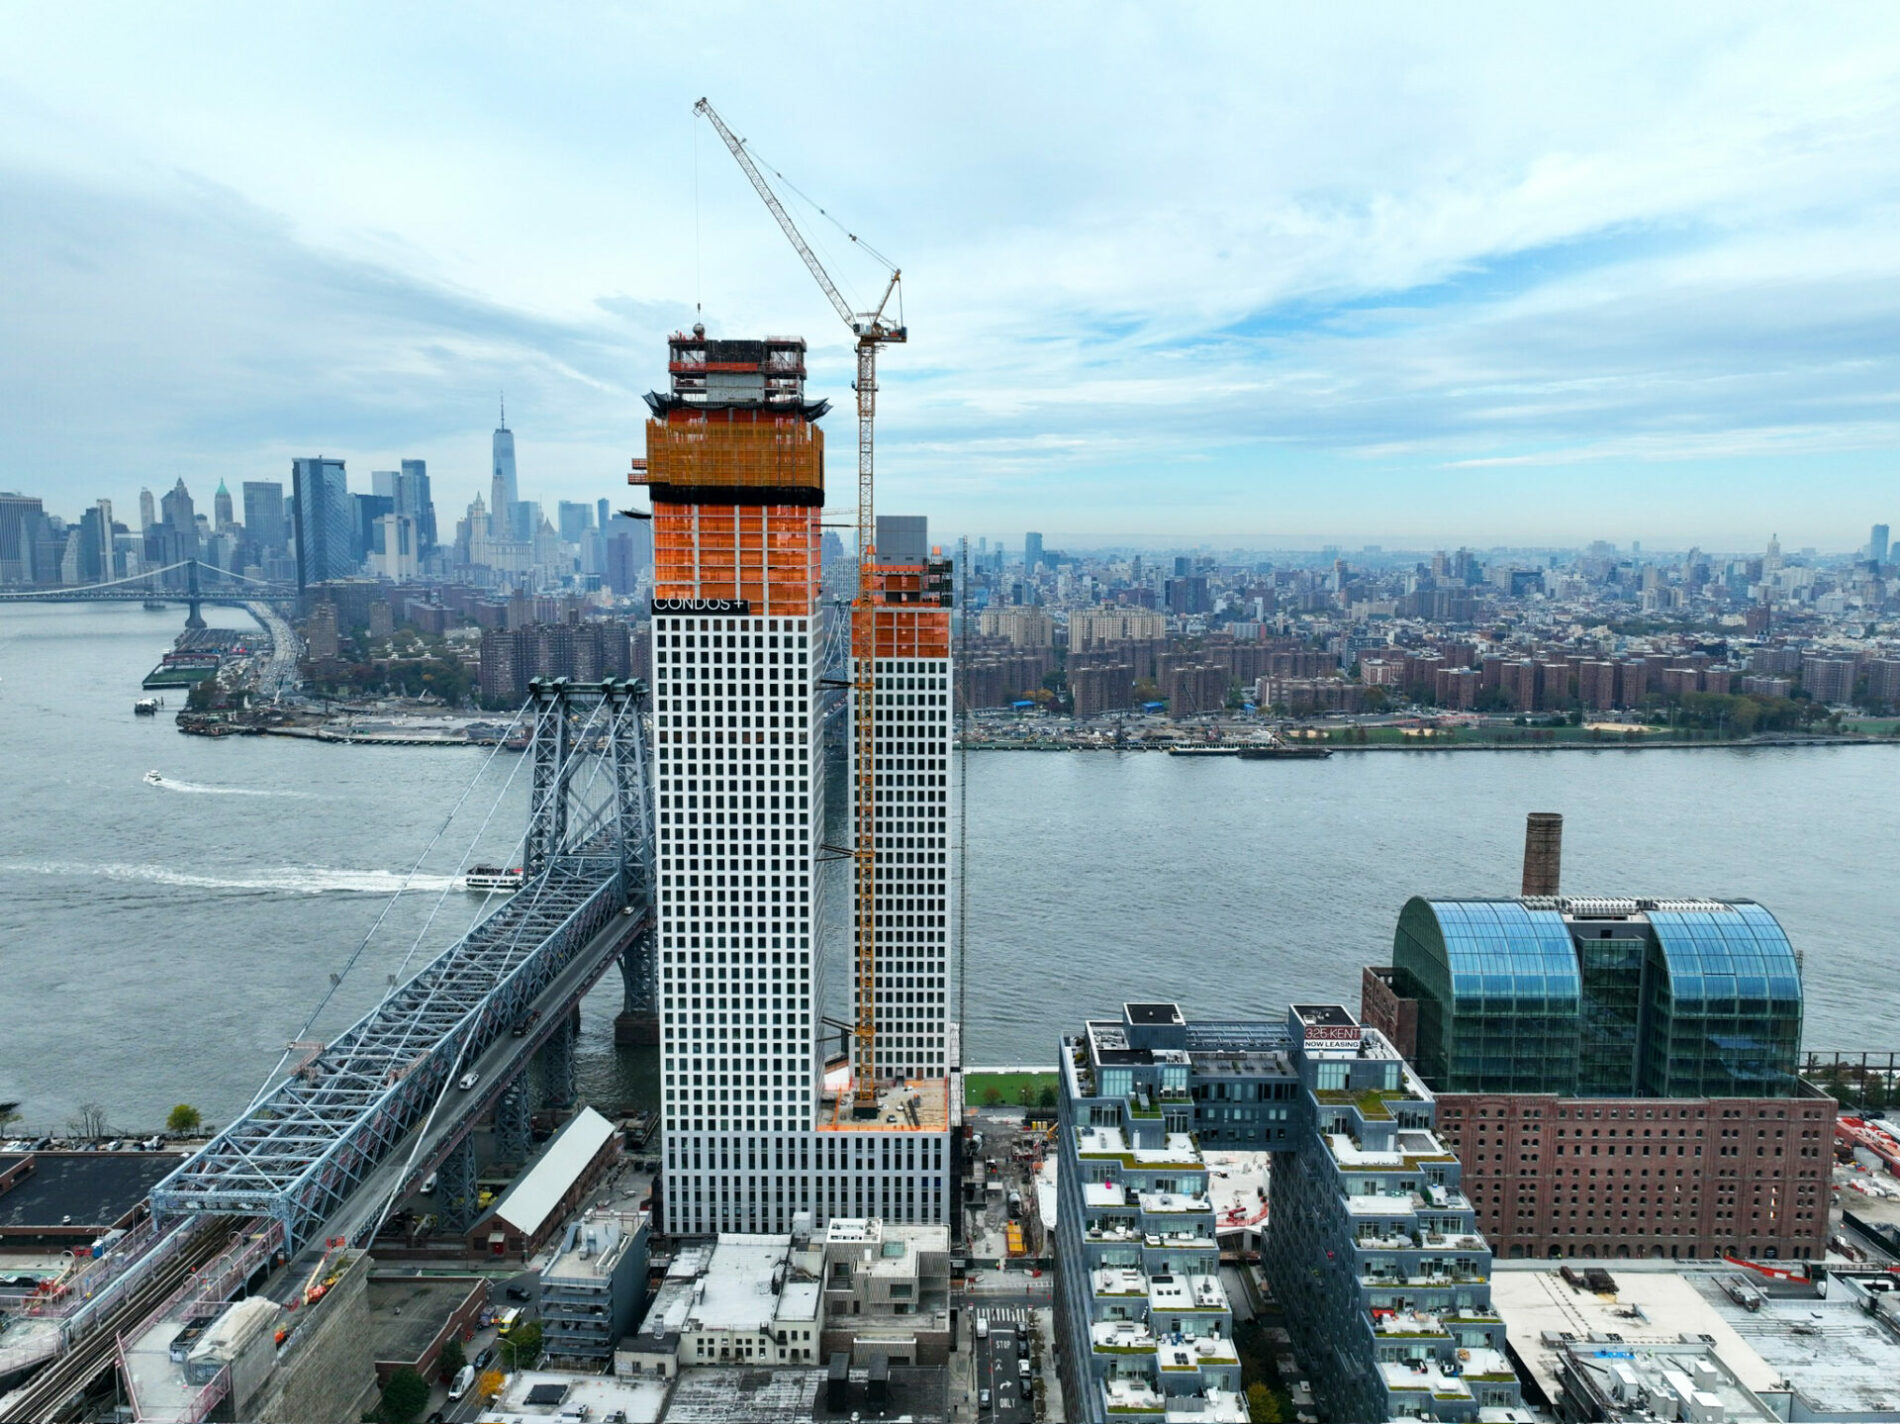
[[236, 698, 534, 1116]]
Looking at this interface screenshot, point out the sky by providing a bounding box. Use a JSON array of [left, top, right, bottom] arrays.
[[3, 3, 1899, 551]]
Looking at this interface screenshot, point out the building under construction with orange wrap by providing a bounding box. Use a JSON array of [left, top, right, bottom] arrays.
[[637, 330, 952, 1236]]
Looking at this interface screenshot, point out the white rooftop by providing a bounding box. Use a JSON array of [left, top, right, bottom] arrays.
[[490, 1106, 617, 1239], [1490, 1268, 1781, 1405], [486, 1369, 669, 1424]]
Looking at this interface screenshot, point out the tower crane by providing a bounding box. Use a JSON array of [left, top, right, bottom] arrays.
[[694, 97, 904, 1114]]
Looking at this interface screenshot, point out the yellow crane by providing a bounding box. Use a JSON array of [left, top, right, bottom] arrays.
[[694, 98, 905, 1113]]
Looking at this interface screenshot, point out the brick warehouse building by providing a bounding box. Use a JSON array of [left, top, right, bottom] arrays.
[[1362, 894, 1834, 1262]]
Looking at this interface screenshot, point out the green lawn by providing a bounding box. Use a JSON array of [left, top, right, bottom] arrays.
[[964, 1070, 1058, 1108]]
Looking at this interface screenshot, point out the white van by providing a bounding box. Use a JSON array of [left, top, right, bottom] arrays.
[[975, 1316, 989, 1340], [458, 1071, 480, 1090], [448, 1364, 475, 1400]]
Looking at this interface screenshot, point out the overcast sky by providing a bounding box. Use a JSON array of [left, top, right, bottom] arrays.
[[4, 3, 1899, 550]]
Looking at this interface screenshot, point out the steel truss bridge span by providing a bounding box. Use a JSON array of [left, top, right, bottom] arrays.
[[148, 679, 655, 1256]]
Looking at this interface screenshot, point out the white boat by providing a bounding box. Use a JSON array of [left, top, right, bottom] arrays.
[[461, 865, 524, 893], [144, 770, 165, 785]]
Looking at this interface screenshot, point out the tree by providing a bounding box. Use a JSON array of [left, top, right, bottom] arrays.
[[69, 1101, 108, 1139], [500, 1321, 542, 1370], [982, 1086, 1004, 1107], [376, 1366, 429, 1424], [1037, 1084, 1058, 1108], [166, 1104, 202, 1135], [1246, 1382, 1284, 1423], [477, 1370, 506, 1401], [438, 1337, 466, 1379], [0, 1102, 20, 1133]]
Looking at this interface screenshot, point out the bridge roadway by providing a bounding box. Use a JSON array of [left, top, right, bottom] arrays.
[[0, 902, 652, 1424], [316, 898, 654, 1252]]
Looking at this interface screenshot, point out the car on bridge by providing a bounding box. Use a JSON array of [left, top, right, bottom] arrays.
[[458, 1071, 480, 1090]]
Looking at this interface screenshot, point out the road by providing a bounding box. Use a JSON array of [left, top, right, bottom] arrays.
[[975, 1316, 1030, 1424], [243, 600, 300, 700]]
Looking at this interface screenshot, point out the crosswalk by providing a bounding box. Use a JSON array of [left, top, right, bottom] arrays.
[[975, 1305, 1030, 1325]]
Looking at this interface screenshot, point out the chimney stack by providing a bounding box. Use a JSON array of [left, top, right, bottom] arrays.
[[1521, 812, 1563, 897]]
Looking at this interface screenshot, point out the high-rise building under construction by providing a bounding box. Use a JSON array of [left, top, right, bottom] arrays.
[[636, 331, 952, 1235]]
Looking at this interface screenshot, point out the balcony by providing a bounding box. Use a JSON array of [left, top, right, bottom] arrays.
[[1371, 1309, 1450, 1340], [1421, 1231, 1488, 1251], [1093, 1320, 1158, 1356], [1103, 1378, 1165, 1416], [1088, 1219, 1142, 1244], [1380, 1359, 1473, 1404], [1343, 1190, 1418, 1216], [1095, 1267, 1149, 1297], [1156, 1336, 1239, 1372], [1138, 1190, 1212, 1215], [1163, 1386, 1251, 1422], [1148, 1273, 1228, 1313], [1086, 1181, 1128, 1208]]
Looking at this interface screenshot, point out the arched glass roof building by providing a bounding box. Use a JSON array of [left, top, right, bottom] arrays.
[[1392, 896, 1803, 1098]]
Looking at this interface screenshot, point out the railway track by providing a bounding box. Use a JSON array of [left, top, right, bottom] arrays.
[[0, 1218, 243, 1423]]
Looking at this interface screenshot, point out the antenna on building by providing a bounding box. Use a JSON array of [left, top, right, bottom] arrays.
[[499, 391, 507, 429]]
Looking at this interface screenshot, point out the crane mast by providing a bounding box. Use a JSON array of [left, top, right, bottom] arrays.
[[695, 98, 905, 1112]]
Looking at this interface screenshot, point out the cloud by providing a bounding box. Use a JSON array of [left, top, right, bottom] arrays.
[[3, 4, 1900, 544]]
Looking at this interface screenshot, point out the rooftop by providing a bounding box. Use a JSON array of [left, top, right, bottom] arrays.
[[543, 1207, 646, 1286], [0, 1151, 178, 1233], [1560, 1339, 1776, 1423], [486, 1106, 617, 1239], [488, 1369, 670, 1424], [1491, 1267, 1782, 1406], [366, 1273, 485, 1367], [814, 1076, 948, 1133], [1126, 1002, 1185, 1026]]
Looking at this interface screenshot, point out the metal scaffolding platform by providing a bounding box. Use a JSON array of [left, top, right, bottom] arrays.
[[148, 680, 653, 1254]]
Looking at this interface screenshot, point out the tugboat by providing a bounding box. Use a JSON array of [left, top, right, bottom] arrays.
[[461, 866, 525, 893], [142, 600, 168, 612], [134, 697, 160, 716]]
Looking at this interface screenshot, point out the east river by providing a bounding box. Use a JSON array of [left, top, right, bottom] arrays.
[[1, 601, 1894, 1131]]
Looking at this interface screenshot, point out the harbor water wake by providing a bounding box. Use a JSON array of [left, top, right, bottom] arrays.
[[0, 859, 463, 896], [142, 771, 315, 798]]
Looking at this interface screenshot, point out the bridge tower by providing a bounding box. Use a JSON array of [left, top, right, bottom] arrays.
[[184, 558, 207, 629]]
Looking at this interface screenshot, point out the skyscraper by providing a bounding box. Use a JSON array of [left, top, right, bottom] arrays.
[[557, 501, 594, 545], [159, 479, 199, 564], [0, 492, 48, 584], [490, 399, 518, 540], [1024, 530, 1043, 571], [291, 457, 352, 589], [78, 500, 113, 583], [400, 459, 437, 550], [213, 480, 235, 532], [138, 488, 157, 535], [857, 515, 954, 1089], [638, 332, 951, 1235], [1873, 523, 1890, 565], [243, 481, 286, 552]]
